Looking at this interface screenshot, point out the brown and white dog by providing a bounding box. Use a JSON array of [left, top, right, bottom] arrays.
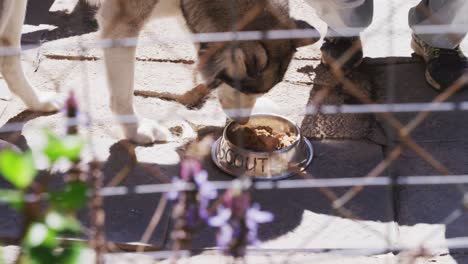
[[0, 0, 319, 144]]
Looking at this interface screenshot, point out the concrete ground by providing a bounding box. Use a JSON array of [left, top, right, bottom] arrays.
[[1, 0, 468, 263]]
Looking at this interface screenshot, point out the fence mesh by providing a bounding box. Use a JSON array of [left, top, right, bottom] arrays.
[[1, 0, 468, 263]]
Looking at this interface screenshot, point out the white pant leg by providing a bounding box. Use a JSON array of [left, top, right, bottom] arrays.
[[409, 0, 468, 49], [304, 0, 373, 37]]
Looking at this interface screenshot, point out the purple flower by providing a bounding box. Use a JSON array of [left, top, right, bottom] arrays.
[[218, 224, 234, 248], [167, 177, 186, 200], [209, 207, 233, 248], [194, 170, 217, 200], [180, 158, 202, 181], [170, 156, 217, 251], [194, 170, 217, 219], [246, 204, 274, 245], [169, 159, 217, 218], [209, 187, 274, 258], [223, 188, 250, 219], [208, 207, 231, 227]]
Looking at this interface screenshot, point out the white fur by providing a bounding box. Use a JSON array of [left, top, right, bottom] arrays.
[[85, 0, 103, 7], [0, 0, 59, 112], [97, 0, 187, 144], [102, 3, 258, 140], [96, 0, 195, 144], [102, 34, 172, 143], [217, 83, 258, 124], [96, 0, 265, 143], [0, 0, 262, 144]]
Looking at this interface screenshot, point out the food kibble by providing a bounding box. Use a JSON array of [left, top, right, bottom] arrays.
[[229, 125, 297, 152]]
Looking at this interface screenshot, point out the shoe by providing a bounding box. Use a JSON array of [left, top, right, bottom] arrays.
[[321, 33, 364, 75], [411, 34, 468, 91]]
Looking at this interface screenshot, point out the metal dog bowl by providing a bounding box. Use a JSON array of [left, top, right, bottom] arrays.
[[211, 114, 313, 180]]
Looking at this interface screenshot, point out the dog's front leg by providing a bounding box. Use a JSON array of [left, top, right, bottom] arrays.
[[0, 0, 60, 112], [95, 0, 171, 144], [101, 27, 171, 145], [1, 53, 60, 112], [103, 45, 171, 144]]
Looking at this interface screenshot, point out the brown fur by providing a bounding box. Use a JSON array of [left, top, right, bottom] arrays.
[[87, 0, 320, 143], [95, 0, 319, 94]]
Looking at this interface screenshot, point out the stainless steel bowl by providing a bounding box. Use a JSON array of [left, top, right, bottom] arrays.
[[211, 114, 314, 180]]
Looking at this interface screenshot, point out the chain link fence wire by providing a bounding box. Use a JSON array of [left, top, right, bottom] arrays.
[[1, 0, 468, 263]]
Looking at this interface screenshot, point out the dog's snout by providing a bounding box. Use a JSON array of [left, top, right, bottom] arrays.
[[217, 83, 258, 123], [231, 116, 250, 125]]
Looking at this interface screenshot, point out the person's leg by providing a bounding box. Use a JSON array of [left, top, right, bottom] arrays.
[[408, 0, 468, 90], [305, 0, 374, 73], [409, 0, 468, 49], [306, 0, 373, 36]]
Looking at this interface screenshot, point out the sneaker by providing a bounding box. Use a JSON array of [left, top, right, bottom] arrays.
[[411, 34, 468, 91], [321, 33, 364, 75]]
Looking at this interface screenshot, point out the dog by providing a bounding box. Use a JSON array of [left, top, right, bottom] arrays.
[[0, 0, 60, 112], [1, 0, 319, 144]]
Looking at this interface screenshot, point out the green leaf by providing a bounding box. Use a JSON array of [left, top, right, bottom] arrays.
[[50, 182, 88, 211], [0, 189, 24, 210], [57, 243, 87, 264], [0, 150, 37, 189], [23, 221, 87, 264], [45, 211, 81, 233], [26, 246, 57, 264], [24, 223, 57, 249], [27, 243, 87, 264], [44, 132, 84, 163]]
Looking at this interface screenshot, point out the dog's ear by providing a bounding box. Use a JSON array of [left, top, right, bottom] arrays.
[[293, 19, 320, 48], [224, 42, 268, 79], [197, 42, 268, 88]]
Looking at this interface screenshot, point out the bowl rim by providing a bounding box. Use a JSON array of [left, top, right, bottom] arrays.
[[223, 113, 302, 154]]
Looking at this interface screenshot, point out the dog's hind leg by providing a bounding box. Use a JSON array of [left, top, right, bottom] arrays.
[[0, 0, 60, 112], [97, 0, 171, 144]]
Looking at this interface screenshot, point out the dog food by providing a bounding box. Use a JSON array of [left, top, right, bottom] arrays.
[[229, 125, 297, 152]]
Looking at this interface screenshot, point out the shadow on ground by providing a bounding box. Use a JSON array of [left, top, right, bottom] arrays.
[[22, 0, 98, 44], [364, 56, 468, 261], [1, 56, 468, 262]]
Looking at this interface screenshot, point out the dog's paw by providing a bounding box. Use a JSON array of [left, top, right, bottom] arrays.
[[123, 118, 172, 144], [27, 94, 62, 112]]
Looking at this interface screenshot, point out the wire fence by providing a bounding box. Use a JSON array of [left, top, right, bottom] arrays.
[[1, 0, 468, 263]]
